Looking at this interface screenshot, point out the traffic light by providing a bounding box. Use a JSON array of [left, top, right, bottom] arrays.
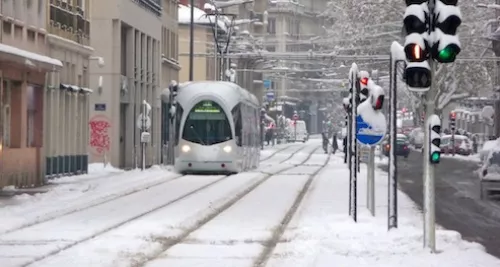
[[359, 76, 370, 103], [449, 111, 456, 133], [371, 85, 385, 110], [431, 0, 461, 63], [428, 114, 441, 164], [403, 0, 430, 62], [405, 61, 432, 90], [403, 0, 431, 89]]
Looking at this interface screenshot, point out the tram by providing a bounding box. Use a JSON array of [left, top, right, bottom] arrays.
[[174, 81, 261, 174]]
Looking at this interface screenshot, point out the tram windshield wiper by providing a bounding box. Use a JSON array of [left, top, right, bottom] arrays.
[[189, 125, 206, 145]]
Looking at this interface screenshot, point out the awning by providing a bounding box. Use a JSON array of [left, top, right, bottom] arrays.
[[59, 83, 93, 94], [0, 43, 63, 69]]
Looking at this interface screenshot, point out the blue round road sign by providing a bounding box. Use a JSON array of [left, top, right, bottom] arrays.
[[355, 115, 385, 145]]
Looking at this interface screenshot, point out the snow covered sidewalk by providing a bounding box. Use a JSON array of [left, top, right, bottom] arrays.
[[266, 154, 500, 267], [0, 164, 180, 234]]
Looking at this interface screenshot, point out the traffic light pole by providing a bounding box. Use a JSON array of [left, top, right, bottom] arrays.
[[423, 58, 437, 252], [423, 0, 437, 251], [349, 63, 359, 222]]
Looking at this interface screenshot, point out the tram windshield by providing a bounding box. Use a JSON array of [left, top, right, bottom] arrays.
[[182, 100, 232, 145]]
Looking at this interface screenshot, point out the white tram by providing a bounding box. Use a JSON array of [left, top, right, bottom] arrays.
[[174, 81, 261, 174]]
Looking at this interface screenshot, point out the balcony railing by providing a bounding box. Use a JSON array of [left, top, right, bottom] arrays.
[[49, 1, 90, 45], [49, 20, 90, 46]]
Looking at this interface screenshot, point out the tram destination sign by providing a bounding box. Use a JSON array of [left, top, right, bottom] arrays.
[[194, 101, 221, 113]]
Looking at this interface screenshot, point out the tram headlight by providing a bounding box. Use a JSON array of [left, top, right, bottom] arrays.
[[223, 145, 232, 153], [182, 145, 191, 152]]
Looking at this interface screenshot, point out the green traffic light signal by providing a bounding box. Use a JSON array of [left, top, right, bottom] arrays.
[[430, 152, 440, 164], [435, 44, 461, 63]]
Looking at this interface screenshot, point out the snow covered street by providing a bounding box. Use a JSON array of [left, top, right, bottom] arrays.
[[0, 140, 499, 266]]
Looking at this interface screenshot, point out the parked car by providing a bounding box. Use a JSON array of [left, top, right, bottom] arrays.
[[479, 139, 498, 162], [409, 127, 424, 149], [479, 147, 500, 199], [382, 134, 410, 158], [441, 135, 472, 156]]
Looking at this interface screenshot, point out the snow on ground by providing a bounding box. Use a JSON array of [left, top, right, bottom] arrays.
[[1, 142, 498, 267], [442, 153, 481, 163], [266, 154, 500, 267], [25, 172, 268, 267], [143, 149, 329, 267], [0, 165, 179, 234], [0, 175, 224, 267]]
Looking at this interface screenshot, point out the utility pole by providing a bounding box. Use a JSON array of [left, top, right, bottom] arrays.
[[403, 0, 461, 251], [348, 63, 359, 222], [189, 0, 194, 81]]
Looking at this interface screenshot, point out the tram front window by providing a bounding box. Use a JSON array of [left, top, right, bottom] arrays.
[[182, 100, 232, 145]]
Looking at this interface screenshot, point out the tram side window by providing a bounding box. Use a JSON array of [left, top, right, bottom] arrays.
[[174, 105, 184, 145], [232, 104, 242, 146]]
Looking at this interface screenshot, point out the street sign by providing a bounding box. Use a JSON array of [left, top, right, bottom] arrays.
[[136, 113, 151, 130], [356, 114, 386, 145], [263, 80, 272, 89], [141, 132, 151, 143], [266, 91, 275, 101]]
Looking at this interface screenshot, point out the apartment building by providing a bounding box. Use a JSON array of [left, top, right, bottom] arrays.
[[90, 0, 179, 168], [44, 0, 94, 178], [265, 0, 330, 133], [0, 0, 63, 188], [265, 0, 328, 97]]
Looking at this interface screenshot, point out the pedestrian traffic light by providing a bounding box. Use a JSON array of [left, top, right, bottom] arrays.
[[428, 114, 441, 164], [405, 61, 432, 90], [403, 0, 430, 62], [359, 75, 370, 103], [431, 0, 461, 63], [371, 85, 385, 110]]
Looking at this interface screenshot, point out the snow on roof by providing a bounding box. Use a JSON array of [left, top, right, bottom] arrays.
[[178, 4, 227, 32], [0, 43, 63, 67]]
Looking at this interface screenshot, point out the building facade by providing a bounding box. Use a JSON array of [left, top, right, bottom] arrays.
[[177, 3, 218, 82], [264, 0, 329, 133], [0, 0, 63, 188], [90, 0, 179, 168], [45, 0, 94, 178]]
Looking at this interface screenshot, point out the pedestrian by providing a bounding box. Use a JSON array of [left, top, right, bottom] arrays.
[[332, 133, 339, 154]]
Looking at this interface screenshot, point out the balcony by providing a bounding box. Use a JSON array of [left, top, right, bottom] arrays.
[[49, 1, 90, 45]]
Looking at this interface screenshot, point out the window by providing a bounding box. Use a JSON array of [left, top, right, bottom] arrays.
[[231, 104, 242, 146], [27, 29, 35, 42], [26, 85, 35, 147], [182, 101, 232, 146], [3, 21, 11, 35], [267, 18, 276, 34], [1, 80, 11, 148], [14, 25, 22, 40]]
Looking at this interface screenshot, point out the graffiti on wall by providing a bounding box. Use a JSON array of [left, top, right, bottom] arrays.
[[89, 115, 111, 156]]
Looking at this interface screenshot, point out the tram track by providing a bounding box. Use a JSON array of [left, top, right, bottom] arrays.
[[1, 144, 316, 267], [127, 145, 323, 267], [0, 143, 301, 238], [259, 143, 300, 161]]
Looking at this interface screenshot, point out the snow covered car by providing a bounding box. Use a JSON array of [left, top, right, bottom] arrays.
[[479, 147, 500, 200], [479, 139, 498, 162], [408, 127, 424, 149], [441, 135, 472, 156]]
